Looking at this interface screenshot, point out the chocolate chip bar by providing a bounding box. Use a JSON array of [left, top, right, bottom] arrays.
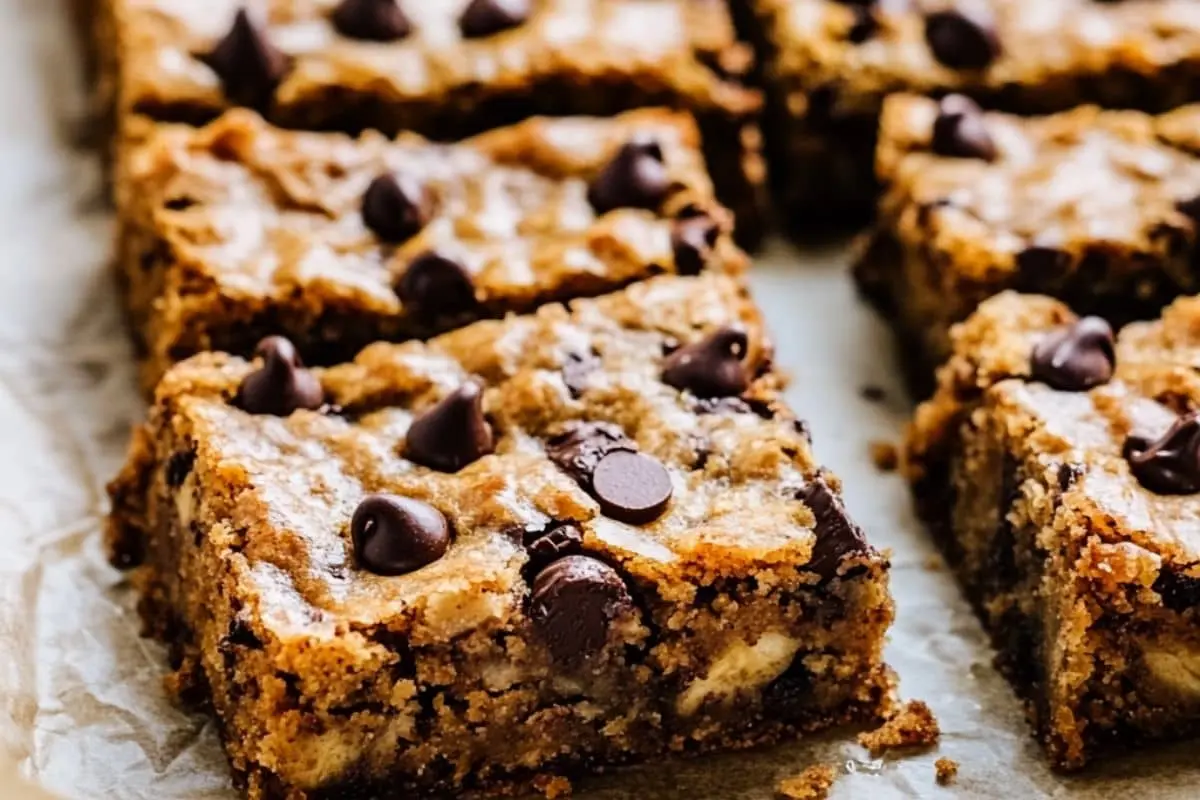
[[907, 290, 1200, 768], [107, 273, 895, 798], [732, 0, 1200, 230], [94, 0, 766, 243], [855, 94, 1200, 390], [117, 107, 746, 393]]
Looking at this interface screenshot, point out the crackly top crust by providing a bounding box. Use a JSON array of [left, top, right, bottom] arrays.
[[110, 0, 760, 127], [907, 290, 1200, 566], [122, 274, 873, 648], [754, 0, 1200, 115], [875, 95, 1200, 285]]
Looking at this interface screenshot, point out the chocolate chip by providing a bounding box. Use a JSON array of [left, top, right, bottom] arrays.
[[591, 451, 673, 525], [362, 173, 429, 242], [525, 522, 584, 567], [1030, 317, 1115, 392], [924, 8, 1001, 70], [671, 213, 721, 276], [562, 350, 600, 398], [332, 0, 412, 41], [1057, 462, 1085, 491], [458, 0, 530, 38], [404, 381, 495, 472], [1177, 194, 1200, 222], [662, 326, 750, 398], [396, 250, 477, 318], [1153, 567, 1200, 612], [203, 8, 289, 110], [931, 94, 996, 161], [587, 137, 670, 214], [798, 477, 869, 578], [1125, 412, 1200, 495], [1016, 244, 1071, 285], [762, 655, 814, 720], [236, 336, 325, 416], [165, 449, 196, 488], [351, 494, 451, 575], [847, 6, 878, 43], [530, 554, 633, 662], [545, 422, 636, 487]]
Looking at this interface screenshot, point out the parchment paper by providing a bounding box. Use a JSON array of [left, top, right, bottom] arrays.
[[7, 1, 1200, 797]]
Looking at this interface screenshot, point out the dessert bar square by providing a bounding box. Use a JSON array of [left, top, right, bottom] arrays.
[[117, 107, 748, 392], [733, 0, 1200, 229], [107, 273, 894, 798], [94, 0, 766, 242], [856, 95, 1200, 388], [907, 290, 1200, 768]]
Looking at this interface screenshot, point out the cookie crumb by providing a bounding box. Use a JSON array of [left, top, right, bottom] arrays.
[[860, 385, 887, 402], [935, 757, 959, 785], [776, 764, 837, 799], [858, 699, 940, 756], [869, 440, 899, 472], [533, 774, 573, 798]]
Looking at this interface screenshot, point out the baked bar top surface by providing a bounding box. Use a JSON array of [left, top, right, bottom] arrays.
[[122, 107, 744, 316], [754, 0, 1200, 101], [908, 290, 1200, 568], [874, 95, 1200, 283], [113, 0, 759, 120], [119, 273, 870, 643]]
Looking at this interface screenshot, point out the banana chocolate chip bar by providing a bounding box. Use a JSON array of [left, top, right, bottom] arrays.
[[107, 273, 894, 799]]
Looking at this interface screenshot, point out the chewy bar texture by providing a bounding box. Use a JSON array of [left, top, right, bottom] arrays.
[[117, 107, 748, 392], [855, 95, 1200, 388], [733, 0, 1200, 228], [907, 291, 1200, 769], [107, 273, 895, 799], [95, 0, 766, 243]]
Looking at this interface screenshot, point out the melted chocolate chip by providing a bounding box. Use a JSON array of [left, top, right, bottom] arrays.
[[662, 326, 750, 398], [1057, 462, 1085, 491], [530, 554, 633, 662], [798, 477, 869, 578], [931, 94, 996, 161], [1015, 244, 1071, 284], [396, 250, 477, 318], [404, 381, 495, 472], [351, 494, 450, 575], [458, 0, 530, 38], [165, 449, 196, 488], [1030, 317, 1115, 392], [591, 450, 674, 525], [671, 213, 721, 276], [202, 8, 289, 110], [847, 6, 878, 43], [545, 422, 636, 487], [236, 336, 324, 416], [332, 0, 412, 41], [362, 172, 429, 242], [1125, 412, 1200, 495], [924, 8, 1001, 70], [587, 137, 670, 214], [525, 522, 585, 567], [1154, 567, 1200, 612]]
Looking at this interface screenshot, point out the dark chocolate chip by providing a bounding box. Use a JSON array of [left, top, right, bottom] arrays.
[[587, 137, 670, 214], [591, 450, 673, 525], [396, 250, 478, 318], [1177, 194, 1200, 222], [1030, 317, 1115, 392], [662, 326, 750, 398], [525, 522, 585, 567], [1125, 412, 1200, 495], [545, 422, 636, 487], [1015, 244, 1071, 285], [236, 336, 325, 416], [351, 493, 451, 575], [165, 449, 196, 488], [562, 350, 600, 399], [931, 94, 996, 161], [798, 477, 869, 578], [530, 554, 633, 662], [332, 0, 412, 41], [671, 213, 721, 276], [458, 0, 530, 38], [847, 6, 878, 43], [762, 655, 814, 720], [404, 381, 495, 473], [225, 617, 262, 650], [202, 8, 289, 110], [362, 172, 429, 242], [1153, 567, 1200, 612], [1057, 462, 1085, 491], [924, 8, 1001, 70]]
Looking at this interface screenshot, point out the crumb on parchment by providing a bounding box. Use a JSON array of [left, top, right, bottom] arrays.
[[776, 764, 837, 799], [869, 440, 899, 472], [935, 757, 959, 785], [858, 700, 941, 756], [533, 774, 572, 798]]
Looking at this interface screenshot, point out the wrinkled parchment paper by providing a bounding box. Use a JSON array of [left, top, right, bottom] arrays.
[[8, 1, 1200, 797]]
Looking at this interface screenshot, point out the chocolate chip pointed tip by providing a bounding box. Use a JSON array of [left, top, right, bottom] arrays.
[[236, 336, 324, 416], [591, 450, 673, 525], [363, 172, 430, 242], [404, 380, 495, 472], [671, 212, 721, 276], [1030, 316, 1115, 392], [799, 477, 869, 579], [931, 94, 996, 161], [1125, 412, 1200, 495], [351, 494, 451, 575], [587, 137, 670, 214], [333, 0, 413, 42], [397, 250, 478, 318], [662, 326, 750, 398], [203, 7, 289, 110], [530, 554, 633, 662], [924, 8, 1001, 70], [459, 0, 531, 38]]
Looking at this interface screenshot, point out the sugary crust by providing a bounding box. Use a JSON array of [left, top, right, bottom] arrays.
[[108, 274, 894, 797], [115, 108, 748, 392]]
